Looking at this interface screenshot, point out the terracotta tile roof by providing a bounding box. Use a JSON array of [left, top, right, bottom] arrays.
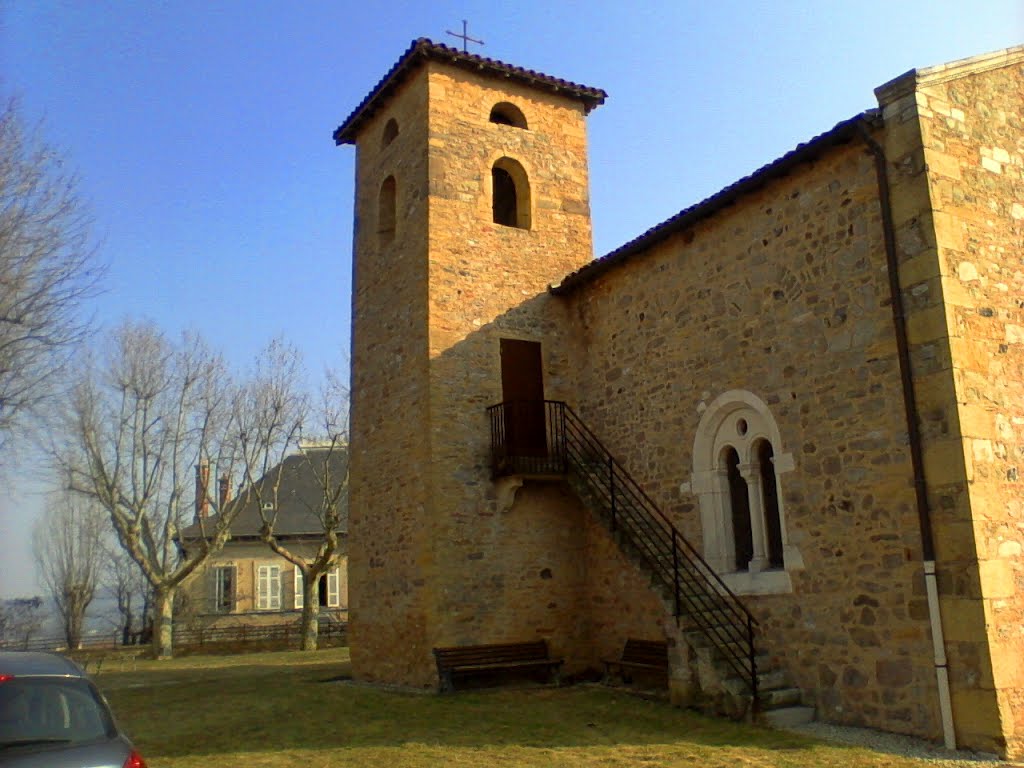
[[333, 38, 607, 145], [552, 110, 883, 295]]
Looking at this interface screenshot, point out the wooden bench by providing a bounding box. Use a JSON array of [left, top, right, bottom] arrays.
[[603, 639, 668, 684], [433, 640, 563, 692]]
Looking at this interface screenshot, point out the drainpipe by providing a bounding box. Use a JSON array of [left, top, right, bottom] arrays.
[[856, 121, 955, 750]]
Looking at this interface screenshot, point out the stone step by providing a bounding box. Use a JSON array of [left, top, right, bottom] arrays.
[[761, 686, 802, 709], [685, 631, 752, 653], [722, 668, 788, 696], [756, 668, 789, 691], [761, 705, 815, 729]]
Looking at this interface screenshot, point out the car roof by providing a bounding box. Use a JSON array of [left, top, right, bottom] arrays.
[[0, 651, 86, 678]]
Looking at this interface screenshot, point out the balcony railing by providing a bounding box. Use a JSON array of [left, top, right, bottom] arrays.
[[488, 399, 568, 476]]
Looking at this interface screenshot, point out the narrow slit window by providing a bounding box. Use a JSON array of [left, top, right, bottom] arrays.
[[379, 175, 396, 244], [382, 118, 399, 148]]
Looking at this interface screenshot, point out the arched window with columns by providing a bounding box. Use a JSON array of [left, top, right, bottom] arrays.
[[682, 390, 803, 594]]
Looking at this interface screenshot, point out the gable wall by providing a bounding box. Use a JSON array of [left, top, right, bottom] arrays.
[[907, 55, 1024, 755], [563, 139, 942, 738]]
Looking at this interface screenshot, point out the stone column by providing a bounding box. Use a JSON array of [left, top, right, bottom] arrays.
[[708, 467, 734, 573], [739, 462, 768, 574]]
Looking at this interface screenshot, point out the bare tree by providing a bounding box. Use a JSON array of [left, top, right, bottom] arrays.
[[0, 99, 101, 448], [253, 368, 348, 651], [57, 321, 304, 658], [0, 597, 45, 649], [104, 544, 152, 646], [32, 492, 105, 649]]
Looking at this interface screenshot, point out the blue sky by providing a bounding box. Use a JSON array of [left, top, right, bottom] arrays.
[[0, 1, 1021, 598]]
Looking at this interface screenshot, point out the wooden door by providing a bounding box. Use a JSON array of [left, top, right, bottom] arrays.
[[500, 339, 546, 458]]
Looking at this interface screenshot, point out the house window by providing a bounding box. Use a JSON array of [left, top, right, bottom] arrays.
[[379, 175, 396, 245], [212, 566, 235, 613], [684, 390, 802, 595], [382, 118, 399, 147], [256, 565, 281, 610], [295, 567, 341, 609], [489, 102, 527, 129], [491, 158, 530, 230], [326, 568, 341, 608]]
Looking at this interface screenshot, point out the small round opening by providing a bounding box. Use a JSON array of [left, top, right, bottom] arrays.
[[736, 418, 748, 436]]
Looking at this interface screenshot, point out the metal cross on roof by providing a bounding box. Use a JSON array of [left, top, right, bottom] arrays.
[[446, 20, 484, 53]]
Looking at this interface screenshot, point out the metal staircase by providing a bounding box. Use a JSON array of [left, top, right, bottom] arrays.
[[488, 400, 780, 716]]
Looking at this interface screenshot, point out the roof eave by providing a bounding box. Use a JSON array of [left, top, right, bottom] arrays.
[[551, 110, 882, 295], [333, 38, 607, 146]]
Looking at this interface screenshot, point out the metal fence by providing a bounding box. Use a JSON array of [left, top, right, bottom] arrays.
[[0, 616, 347, 653]]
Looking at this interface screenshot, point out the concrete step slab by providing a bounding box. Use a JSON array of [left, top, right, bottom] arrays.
[[762, 706, 815, 728], [762, 686, 802, 709]]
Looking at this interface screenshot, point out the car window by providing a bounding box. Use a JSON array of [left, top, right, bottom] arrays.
[[0, 677, 115, 746]]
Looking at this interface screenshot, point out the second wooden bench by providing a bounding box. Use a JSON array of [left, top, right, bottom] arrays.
[[603, 638, 668, 683]]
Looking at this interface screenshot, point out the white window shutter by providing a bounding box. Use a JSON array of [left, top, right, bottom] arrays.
[[270, 565, 281, 610], [294, 568, 304, 610], [256, 566, 268, 610], [327, 568, 340, 608], [227, 566, 236, 611]]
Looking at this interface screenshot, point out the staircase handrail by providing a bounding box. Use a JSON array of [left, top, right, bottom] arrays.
[[486, 399, 760, 704], [557, 402, 757, 627]]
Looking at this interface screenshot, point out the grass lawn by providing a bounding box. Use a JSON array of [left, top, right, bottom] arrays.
[[94, 647, 961, 767]]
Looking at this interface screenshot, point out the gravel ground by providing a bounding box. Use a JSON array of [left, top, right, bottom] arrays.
[[784, 722, 1019, 766]]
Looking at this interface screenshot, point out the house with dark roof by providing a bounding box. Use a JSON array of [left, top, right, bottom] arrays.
[[178, 445, 348, 630], [337, 38, 1024, 758]]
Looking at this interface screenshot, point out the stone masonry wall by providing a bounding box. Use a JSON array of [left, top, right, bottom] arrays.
[[564, 139, 942, 738], [347, 67, 436, 686], [583, 512, 670, 670], [886, 50, 1024, 756], [421, 64, 602, 674]]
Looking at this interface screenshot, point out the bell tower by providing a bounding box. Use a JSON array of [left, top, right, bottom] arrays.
[[335, 38, 605, 687]]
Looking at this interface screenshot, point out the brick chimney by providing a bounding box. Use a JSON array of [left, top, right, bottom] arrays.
[[218, 474, 230, 511], [195, 461, 210, 521]]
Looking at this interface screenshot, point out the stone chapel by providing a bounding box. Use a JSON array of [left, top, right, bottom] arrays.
[[334, 39, 1024, 757]]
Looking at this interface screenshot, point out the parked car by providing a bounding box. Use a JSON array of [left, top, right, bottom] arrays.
[[0, 651, 146, 767]]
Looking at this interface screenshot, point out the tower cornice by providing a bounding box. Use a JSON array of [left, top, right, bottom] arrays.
[[333, 38, 607, 145]]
